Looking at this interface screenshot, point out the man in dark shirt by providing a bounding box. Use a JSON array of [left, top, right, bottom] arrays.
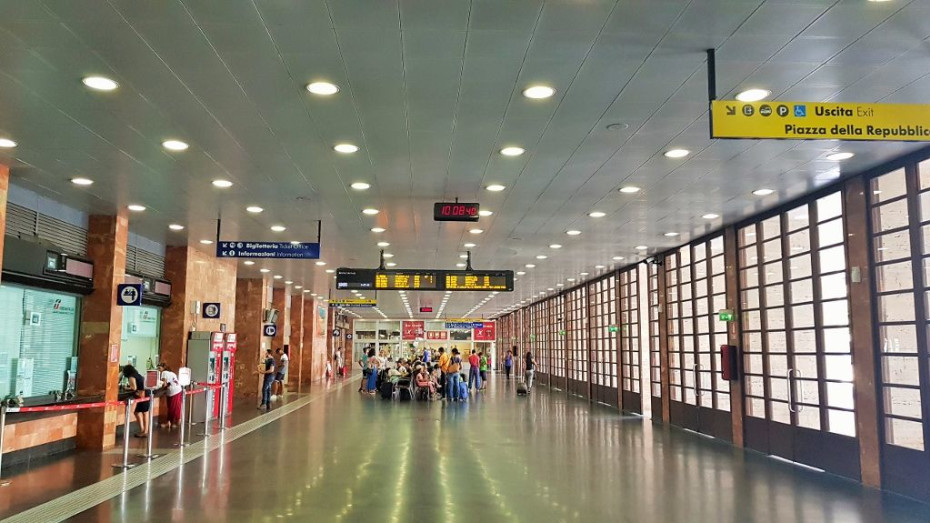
[[258, 349, 275, 411], [525, 351, 536, 392]]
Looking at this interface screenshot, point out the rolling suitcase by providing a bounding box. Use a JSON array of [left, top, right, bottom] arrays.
[[398, 387, 412, 401], [516, 381, 528, 395], [380, 381, 394, 400], [459, 381, 468, 401]]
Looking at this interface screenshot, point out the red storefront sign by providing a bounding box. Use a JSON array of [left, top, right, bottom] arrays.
[[402, 321, 425, 340], [473, 322, 496, 341], [426, 331, 448, 340]]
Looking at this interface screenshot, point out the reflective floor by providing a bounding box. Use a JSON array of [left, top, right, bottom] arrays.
[[51, 376, 930, 522]]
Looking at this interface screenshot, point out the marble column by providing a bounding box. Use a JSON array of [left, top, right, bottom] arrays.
[[235, 278, 270, 398], [301, 297, 315, 385], [76, 212, 129, 449], [0, 165, 8, 276], [289, 292, 303, 389], [160, 246, 189, 370]]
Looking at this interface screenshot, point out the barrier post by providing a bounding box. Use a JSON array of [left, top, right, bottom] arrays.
[[199, 385, 212, 437], [174, 388, 189, 448], [0, 405, 10, 486], [112, 399, 138, 470], [219, 382, 228, 431], [137, 395, 162, 461]]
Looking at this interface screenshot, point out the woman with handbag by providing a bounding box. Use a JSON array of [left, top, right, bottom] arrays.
[[121, 364, 150, 438]]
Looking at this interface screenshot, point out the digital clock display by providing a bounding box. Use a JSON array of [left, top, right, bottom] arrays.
[[434, 202, 480, 222]]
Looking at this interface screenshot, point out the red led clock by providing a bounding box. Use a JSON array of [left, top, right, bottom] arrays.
[[433, 202, 480, 222]]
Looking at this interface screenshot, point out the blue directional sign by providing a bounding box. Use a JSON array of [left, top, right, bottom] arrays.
[[263, 324, 278, 337], [445, 322, 483, 329], [215, 241, 320, 259], [202, 302, 221, 319], [117, 284, 143, 306]]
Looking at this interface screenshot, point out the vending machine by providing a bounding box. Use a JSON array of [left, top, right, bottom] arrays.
[[222, 332, 238, 414], [187, 331, 225, 421]]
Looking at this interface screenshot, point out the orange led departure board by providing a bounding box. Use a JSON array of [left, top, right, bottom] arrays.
[[444, 273, 509, 291], [374, 271, 438, 290], [337, 268, 513, 291]]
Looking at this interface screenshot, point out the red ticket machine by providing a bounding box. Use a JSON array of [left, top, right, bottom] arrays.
[[223, 333, 238, 413]]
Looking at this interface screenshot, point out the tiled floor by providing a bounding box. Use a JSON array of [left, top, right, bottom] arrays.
[[6, 375, 930, 522]]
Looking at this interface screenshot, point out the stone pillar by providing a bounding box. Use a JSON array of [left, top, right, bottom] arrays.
[[76, 212, 129, 449], [844, 176, 882, 488], [271, 287, 286, 351], [0, 165, 8, 276], [288, 292, 303, 390], [301, 297, 316, 385], [160, 246, 190, 370], [235, 278, 270, 398]]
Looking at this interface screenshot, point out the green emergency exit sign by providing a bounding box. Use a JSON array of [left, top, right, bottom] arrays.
[[718, 309, 735, 322], [608, 325, 619, 333]]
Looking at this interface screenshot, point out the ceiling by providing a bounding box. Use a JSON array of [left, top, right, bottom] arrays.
[[1, 0, 929, 319]]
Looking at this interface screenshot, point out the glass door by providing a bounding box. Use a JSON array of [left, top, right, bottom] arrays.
[[740, 192, 859, 479], [550, 294, 566, 392], [566, 286, 588, 398], [869, 162, 930, 499], [588, 276, 618, 407], [619, 267, 642, 413], [665, 235, 732, 439], [649, 263, 663, 416]]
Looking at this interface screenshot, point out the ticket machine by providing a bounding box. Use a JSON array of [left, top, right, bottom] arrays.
[[222, 332, 238, 413], [187, 331, 225, 421]]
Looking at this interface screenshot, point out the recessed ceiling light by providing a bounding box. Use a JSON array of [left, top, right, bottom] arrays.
[[517, 271, 526, 275], [588, 211, 607, 218], [549, 244, 562, 249], [595, 265, 605, 269], [478, 210, 493, 217], [295, 285, 303, 289], [464, 243, 476, 248], [566, 230, 581, 236], [485, 184, 506, 192], [664, 232, 679, 237], [334, 143, 359, 154], [306, 81, 339, 95], [212, 179, 233, 188], [377, 241, 390, 247], [635, 245, 648, 251], [71, 177, 94, 186], [567, 278, 576, 282], [456, 263, 466, 268], [523, 85, 555, 99], [316, 261, 327, 266], [242, 261, 255, 267], [382, 253, 394, 258], [259, 268, 270, 273], [200, 239, 214, 245], [664, 149, 690, 159], [702, 213, 720, 220], [753, 188, 775, 196], [525, 264, 536, 268], [128, 204, 146, 212], [290, 241, 300, 245], [303, 289, 311, 293], [162, 140, 189, 151], [270, 225, 287, 232], [351, 182, 370, 190], [246, 206, 264, 213], [362, 208, 379, 215], [386, 262, 397, 267], [536, 255, 547, 260], [619, 186, 641, 194], [827, 152, 855, 161], [82, 76, 119, 91], [325, 269, 336, 273], [168, 224, 185, 231], [735, 88, 771, 102], [371, 227, 386, 233], [469, 228, 483, 234], [612, 256, 624, 261], [580, 272, 589, 276], [285, 280, 293, 285], [459, 254, 469, 259], [500, 146, 525, 157], [273, 275, 283, 280]]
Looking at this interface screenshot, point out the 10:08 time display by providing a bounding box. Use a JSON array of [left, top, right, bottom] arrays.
[[433, 202, 480, 222]]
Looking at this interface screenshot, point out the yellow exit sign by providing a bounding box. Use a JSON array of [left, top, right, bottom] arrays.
[[711, 101, 930, 141]]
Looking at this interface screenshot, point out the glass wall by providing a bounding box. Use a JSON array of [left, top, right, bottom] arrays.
[[566, 286, 588, 395], [0, 284, 80, 398], [120, 305, 161, 369]]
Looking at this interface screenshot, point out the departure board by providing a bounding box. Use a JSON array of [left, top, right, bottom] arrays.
[[444, 272, 510, 291], [337, 268, 514, 291], [374, 271, 438, 290]]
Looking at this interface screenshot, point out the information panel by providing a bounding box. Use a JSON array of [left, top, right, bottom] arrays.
[[711, 100, 930, 141], [336, 268, 514, 291]]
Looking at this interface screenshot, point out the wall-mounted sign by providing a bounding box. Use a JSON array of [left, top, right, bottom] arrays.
[[346, 334, 353, 340], [263, 324, 277, 337], [178, 367, 192, 387], [402, 321, 425, 340], [116, 284, 143, 306], [216, 241, 321, 259], [144, 370, 160, 390], [718, 309, 735, 322], [711, 100, 930, 141], [420, 307, 433, 313], [473, 322, 496, 341], [329, 298, 377, 307], [608, 325, 619, 333], [336, 268, 514, 291], [203, 302, 221, 319], [445, 322, 483, 329], [426, 331, 448, 340], [333, 328, 341, 337]]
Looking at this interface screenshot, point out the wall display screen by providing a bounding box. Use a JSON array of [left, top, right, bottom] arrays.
[[337, 268, 514, 291], [433, 202, 480, 222]]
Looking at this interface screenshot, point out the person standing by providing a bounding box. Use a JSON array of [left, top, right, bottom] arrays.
[[524, 350, 537, 392], [504, 349, 514, 379], [437, 347, 449, 394], [467, 349, 481, 391], [122, 364, 150, 437], [336, 348, 345, 378], [479, 351, 489, 391], [156, 362, 183, 429], [258, 349, 275, 411], [272, 347, 289, 400], [447, 349, 463, 402], [366, 348, 381, 394], [358, 347, 370, 392]]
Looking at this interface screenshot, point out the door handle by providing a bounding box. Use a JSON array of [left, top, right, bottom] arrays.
[[787, 369, 802, 413]]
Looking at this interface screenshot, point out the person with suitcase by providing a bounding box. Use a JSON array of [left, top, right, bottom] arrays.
[[446, 349, 463, 402], [524, 350, 537, 393]]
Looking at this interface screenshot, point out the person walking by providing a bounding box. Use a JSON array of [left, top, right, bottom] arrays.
[[122, 364, 150, 437], [156, 362, 183, 429], [467, 349, 481, 391], [504, 349, 514, 379], [524, 350, 537, 392], [447, 349, 463, 402], [479, 351, 489, 390], [258, 349, 275, 410]]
